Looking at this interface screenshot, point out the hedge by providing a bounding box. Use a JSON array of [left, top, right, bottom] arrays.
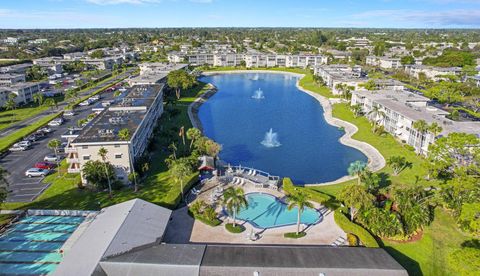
[[282, 177, 331, 204], [334, 210, 379, 248]]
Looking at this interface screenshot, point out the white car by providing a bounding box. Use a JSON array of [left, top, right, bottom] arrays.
[[90, 95, 100, 101], [64, 110, 75, 116], [25, 168, 50, 178], [44, 154, 60, 162], [48, 118, 64, 126], [9, 145, 28, 152], [15, 141, 32, 148], [38, 127, 52, 133], [79, 100, 90, 106]]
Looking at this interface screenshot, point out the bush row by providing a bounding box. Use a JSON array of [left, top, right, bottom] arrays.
[[282, 177, 331, 204], [334, 210, 379, 248]]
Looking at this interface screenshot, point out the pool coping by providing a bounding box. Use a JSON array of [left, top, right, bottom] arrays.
[[222, 192, 323, 230], [193, 70, 385, 186]]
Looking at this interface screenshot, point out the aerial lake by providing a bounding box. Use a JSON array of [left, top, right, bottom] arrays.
[[198, 72, 367, 184]]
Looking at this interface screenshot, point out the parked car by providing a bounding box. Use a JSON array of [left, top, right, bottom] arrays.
[[16, 141, 32, 148], [101, 100, 113, 107], [79, 100, 90, 106], [38, 127, 52, 133], [25, 135, 39, 142], [9, 145, 28, 152], [64, 110, 75, 116], [48, 118, 64, 126], [35, 162, 56, 170], [90, 95, 100, 101], [44, 154, 61, 162], [34, 130, 47, 137], [25, 168, 50, 178]]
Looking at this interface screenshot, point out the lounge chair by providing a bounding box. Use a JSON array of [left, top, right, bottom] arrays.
[[240, 178, 245, 186], [252, 170, 257, 176]]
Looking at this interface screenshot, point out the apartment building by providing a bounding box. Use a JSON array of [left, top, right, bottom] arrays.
[[404, 65, 462, 81], [366, 56, 403, 69], [351, 89, 480, 154], [314, 64, 366, 95], [0, 73, 26, 86], [0, 82, 41, 106], [69, 84, 164, 183], [130, 62, 189, 86], [0, 63, 32, 74]]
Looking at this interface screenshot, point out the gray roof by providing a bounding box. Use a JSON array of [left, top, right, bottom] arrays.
[[99, 244, 407, 276], [53, 199, 172, 276], [100, 244, 205, 276]]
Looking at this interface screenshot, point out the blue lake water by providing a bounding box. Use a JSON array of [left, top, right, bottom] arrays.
[[199, 73, 367, 184], [234, 193, 321, 229]]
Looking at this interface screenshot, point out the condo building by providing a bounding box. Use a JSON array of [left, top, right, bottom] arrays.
[[67, 84, 164, 184], [351, 89, 480, 154], [314, 64, 366, 95]]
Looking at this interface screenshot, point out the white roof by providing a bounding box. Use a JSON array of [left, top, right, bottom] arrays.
[[53, 198, 172, 276]]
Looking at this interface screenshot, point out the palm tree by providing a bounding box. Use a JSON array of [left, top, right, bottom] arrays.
[[44, 98, 57, 113], [33, 93, 44, 107], [287, 192, 313, 235], [428, 122, 443, 144], [339, 184, 374, 221], [118, 128, 131, 141], [186, 127, 202, 150], [348, 160, 368, 185], [168, 142, 177, 160], [170, 160, 193, 202], [47, 139, 61, 175], [350, 104, 362, 118], [412, 120, 429, 153], [4, 98, 16, 123], [98, 147, 112, 197], [222, 187, 248, 227], [368, 105, 385, 132]]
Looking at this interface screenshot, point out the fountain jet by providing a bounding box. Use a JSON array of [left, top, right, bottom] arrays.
[[261, 128, 281, 147], [252, 88, 265, 100]]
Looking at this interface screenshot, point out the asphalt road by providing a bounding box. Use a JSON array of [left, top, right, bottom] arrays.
[[0, 80, 130, 203], [0, 68, 136, 138]]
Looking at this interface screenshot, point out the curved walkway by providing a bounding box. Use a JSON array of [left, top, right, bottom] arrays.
[[193, 70, 386, 186]]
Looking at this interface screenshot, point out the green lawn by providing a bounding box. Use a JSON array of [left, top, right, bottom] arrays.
[[0, 113, 60, 153], [383, 208, 473, 276], [310, 103, 440, 197], [1, 82, 209, 211]]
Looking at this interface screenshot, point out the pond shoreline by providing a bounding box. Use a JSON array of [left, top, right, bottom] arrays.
[[191, 70, 385, 186]]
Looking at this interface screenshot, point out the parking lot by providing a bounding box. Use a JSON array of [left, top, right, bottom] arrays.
[[0, 87, 120, 202]]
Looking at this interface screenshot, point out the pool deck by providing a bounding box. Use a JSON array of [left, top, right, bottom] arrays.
[[196, 70, 386, 186], [165, 177, 346, 246]]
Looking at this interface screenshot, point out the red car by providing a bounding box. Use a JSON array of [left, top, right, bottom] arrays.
[[34, 162, 56, 170]]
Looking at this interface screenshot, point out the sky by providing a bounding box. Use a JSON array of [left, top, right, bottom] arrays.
[[0, 0, 479, 29]]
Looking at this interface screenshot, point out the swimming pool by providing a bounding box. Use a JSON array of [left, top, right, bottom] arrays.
[[233, 193, 321, 229], [0, 215, 85, 275]]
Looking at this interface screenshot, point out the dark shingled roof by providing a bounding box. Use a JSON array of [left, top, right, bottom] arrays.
[[100, 244, 408, 276]]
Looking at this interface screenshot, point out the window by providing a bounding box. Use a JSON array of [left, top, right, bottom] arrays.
[[82, 145, 88, 149], [114, 144, 120, 148], [115, 154, 122, 159], [83, 155, 90, 161]]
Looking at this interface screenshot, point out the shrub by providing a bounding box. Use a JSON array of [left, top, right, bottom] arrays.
[[188, 200, 221, 227], [347, 233, 359, 246], [282, 177, 331, 204], [284, 232, 307, 239], [334, 210, 379, 248], [447, 247, 480, 275], [225, 223, 245, 233]]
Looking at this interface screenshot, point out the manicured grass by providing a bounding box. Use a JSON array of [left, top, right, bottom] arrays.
[[309, 103, 440, 198], [0, 113, 60, 153], [284, 232, 307, 239], [225, 223, 246, 233], [383, 209, 473, 276], [0, 105, 49, 131]]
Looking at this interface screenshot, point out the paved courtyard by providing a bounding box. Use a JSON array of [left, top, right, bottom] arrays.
[[164, 176, 346, 246]]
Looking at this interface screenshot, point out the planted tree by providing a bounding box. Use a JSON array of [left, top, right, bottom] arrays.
[[118, 128, 131, 141], [412, 120, 429, 152], [287, 192, 313, 236], [186, 127, 202, 150], [222, 187, 248, 228], [387, 156, 408, 176], [170, 159, 193, 202], [339, 184, 374, 221], [348, 160, 368, 185], [167, 70, 196, 99], [47, 139, 61, 175], [367, 105, 385, 133], [350, 104, 363, 118], [82, 160, 116, 191], [98, 147, 113, 197], [33, 93, 44, 107]]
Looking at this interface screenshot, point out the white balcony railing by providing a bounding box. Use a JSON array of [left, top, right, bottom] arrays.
[[67, 168, 81, 173]]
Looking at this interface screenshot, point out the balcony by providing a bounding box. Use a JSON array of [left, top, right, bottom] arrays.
[[67, 168, 81, 173], [67, 158, 79, 163], [65, 147, 78, 153]]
